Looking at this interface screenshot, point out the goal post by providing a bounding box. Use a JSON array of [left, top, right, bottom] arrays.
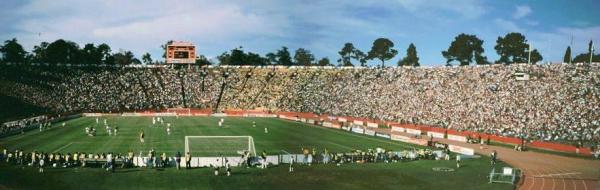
[[185, 136, 256, 157]]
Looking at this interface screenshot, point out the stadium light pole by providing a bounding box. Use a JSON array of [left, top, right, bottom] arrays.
[[527, 43, 532, 64], [590, 41, 594, 64], [569, 35, 573, 64]]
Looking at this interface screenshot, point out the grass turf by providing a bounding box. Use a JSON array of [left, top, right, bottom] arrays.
[[0, 116, 514, 190]]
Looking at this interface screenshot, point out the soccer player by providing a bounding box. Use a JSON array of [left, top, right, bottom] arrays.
[[302, 147, 309, 163], [289, 155, 294, 173], [151, 149, 157, 168], [160, 152, 167, 168], [213, 159, 220, 176], [456, 154, 461, 168], [114, 126, 118, 136], [185, 152, 191, 169], [252, 121, 256, 128], [73, 152, 78, 166], [166, 126, 171, 135], [91, 127, 96, 136], [38, 154, 45, 173], [261, 150, 268, 169], [146, 149, 154, 168], [152, 117, 156, 125], [264, 127, 268, 134], [491, 150, 497, 166], [31, 151, 37, 166], [139, 130, 145, 143], [307, 151, 313, 166], [106, 152, 113, 172], [63, 152, 71, 168], [225, 159, 231, 176], [241, 151, 250, 168], [127, 151, 134, 168], [96, 117, 99, 124], [175, 151, 182, 170]]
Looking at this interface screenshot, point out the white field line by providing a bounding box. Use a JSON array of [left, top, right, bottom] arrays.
[[533, 172, 581, 178], [53, 142, 74, 153]]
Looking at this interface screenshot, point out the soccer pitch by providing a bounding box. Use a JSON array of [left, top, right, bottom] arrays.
[[1, 116, 419, 154], [0, 117, 513, 190]]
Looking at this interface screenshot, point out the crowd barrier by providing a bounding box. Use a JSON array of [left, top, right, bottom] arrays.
[[529, 141, 592, 155], [132, 156, 279, 168]]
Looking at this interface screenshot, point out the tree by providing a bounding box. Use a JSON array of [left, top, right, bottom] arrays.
[[275, 46, 293, 66], [494, 32, 542, 64], [112, 50, 138, 65], [442, 33, 488, 66], [294, 48, 315, 66], [161, 40, 174, 59], [398, 43, 420, 67], [46, 39, 80, 64], [217, 47, 267, 65], [142, 53, 153, 65], [32, 42, 49, 63], [79, 43, 108, 65], [367, 38, 398, 67], [245, 52, 267, 65], [563, 46, 572, 63], [96, 43, 112, 64], [589, 40, 595, 63], [573, 53, 600, 63], [0, 38, 28, 64], [338, 43, 354, 66], [229, 47, 246, 65], [265, 52, 277, 65], [337, 43, 365, 66], [353, 49, 367, 66], [195, 55, 212, 66], [589, 40, 594, 55], [317, 57, 332, 66], [217, 51, 231, 65]]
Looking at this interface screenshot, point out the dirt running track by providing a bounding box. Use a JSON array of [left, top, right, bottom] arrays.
[[372, 128, 600, 190]]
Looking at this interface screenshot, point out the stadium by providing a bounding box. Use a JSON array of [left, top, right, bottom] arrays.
[[1, 1, 600, 190]]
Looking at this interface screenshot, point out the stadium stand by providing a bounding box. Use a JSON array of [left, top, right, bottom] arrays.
[[1, 63, 599, 151]]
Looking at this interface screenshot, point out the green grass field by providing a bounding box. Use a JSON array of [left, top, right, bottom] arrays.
[[0, 116, 514, 190]]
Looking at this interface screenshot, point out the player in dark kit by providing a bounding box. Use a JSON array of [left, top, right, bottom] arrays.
[[175, 151, 182, 170]]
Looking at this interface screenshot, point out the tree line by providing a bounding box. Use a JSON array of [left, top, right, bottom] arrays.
[[0, 32, 597, 66]]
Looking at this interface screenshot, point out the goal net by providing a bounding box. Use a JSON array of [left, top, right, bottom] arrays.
[[489, 167, 520, 184], [185, 136, 256, 157]]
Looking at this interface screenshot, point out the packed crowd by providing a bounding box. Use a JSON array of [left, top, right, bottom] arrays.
[[0, 63, 599, 146], [0, 115, 48, 136]]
